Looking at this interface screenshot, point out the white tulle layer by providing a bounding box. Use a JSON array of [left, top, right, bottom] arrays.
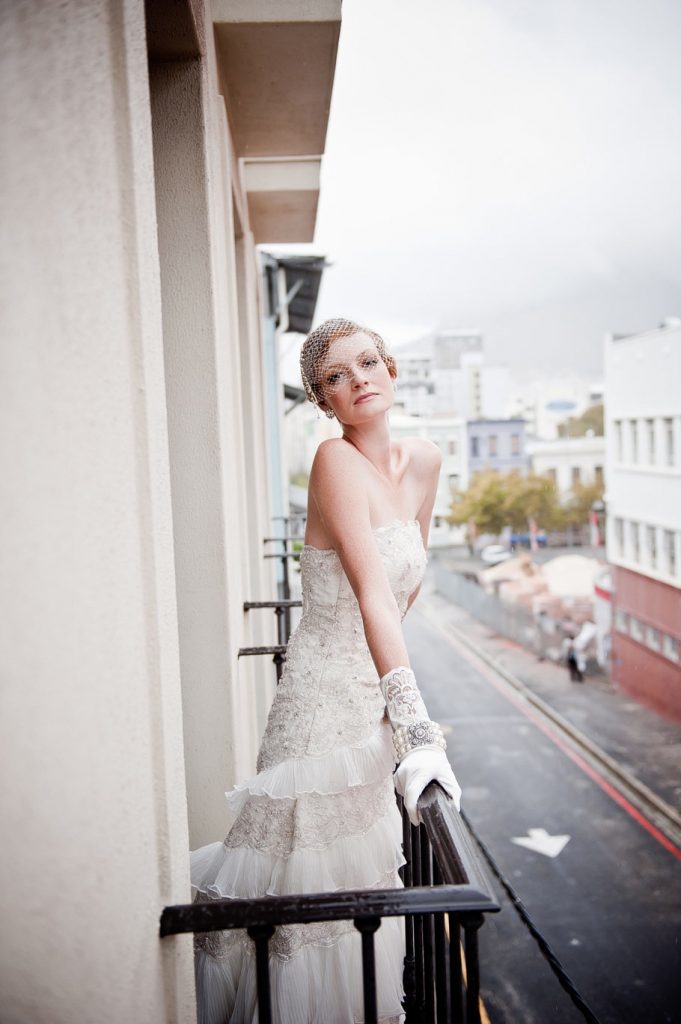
[[195, 915, 406, 1024], [191, 805, 405, 899], [225, 723, 395, 814]]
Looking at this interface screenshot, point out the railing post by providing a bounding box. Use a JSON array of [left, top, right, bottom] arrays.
[[399, 797, 418, 1019], [420, 826, 435, 1021], [410, 822, 426, 1017], [433, 860, 449, 1023], [354, 915, 381, 1024], [247, 924, 275, 1024], [448, 913, 464, 1023], [463, 913, 484, 1024]]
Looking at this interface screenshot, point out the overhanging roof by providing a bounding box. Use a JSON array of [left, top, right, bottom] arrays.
[[261, 253, 328, 334], [213, 1, 341, 243]]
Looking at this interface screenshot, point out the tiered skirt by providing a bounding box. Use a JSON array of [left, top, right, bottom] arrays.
[[190, 721, 406, 1024]]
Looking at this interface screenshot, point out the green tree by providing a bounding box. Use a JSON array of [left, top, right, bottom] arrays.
[[448, 470, 562, 536], [557, 403, 604, 438], [448, 470, 511, 536], [503, 471, 563, 531], [561, 480, 605, 529]]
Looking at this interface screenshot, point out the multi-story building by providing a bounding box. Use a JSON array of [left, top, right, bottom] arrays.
[[394, 329, 510, 420], [527, 434, 606, 497], [467, 419, 529, 477], [508, 376, 604, 440], [605, 319, 681, 722]]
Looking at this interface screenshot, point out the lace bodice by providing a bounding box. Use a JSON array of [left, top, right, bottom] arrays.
[[256, 519, 427, 772]]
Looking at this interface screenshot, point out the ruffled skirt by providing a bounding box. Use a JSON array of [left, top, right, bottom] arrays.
[[190, 721, 406, 1023]]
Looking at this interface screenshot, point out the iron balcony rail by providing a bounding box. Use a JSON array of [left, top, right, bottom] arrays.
[[240, 599, 303, 681], [161, 784, 499, 1023]]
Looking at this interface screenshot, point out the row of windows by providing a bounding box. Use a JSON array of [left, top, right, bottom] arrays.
[[544, 466, 603, 487], [613, 416, 677, 467], [614, 609, 679, 663], [470, 434, 522, 458], [613, 519, 678, 576]]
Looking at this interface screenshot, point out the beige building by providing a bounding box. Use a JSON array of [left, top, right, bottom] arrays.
[[0, 2, 340, 1021]]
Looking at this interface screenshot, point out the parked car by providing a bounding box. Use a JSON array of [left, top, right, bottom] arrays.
[[480, 544, 512, 565]]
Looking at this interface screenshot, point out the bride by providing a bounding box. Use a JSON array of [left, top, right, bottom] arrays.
[[190, 318, 462, 1023]]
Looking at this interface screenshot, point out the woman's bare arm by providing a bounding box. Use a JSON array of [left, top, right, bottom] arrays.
[[308, 439, 411, 676]]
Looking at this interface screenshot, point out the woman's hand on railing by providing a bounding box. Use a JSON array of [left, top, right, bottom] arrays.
[[394, 748, 462, 826]]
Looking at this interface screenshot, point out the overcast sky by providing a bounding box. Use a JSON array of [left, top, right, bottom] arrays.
[[276, 0, 681, 380]]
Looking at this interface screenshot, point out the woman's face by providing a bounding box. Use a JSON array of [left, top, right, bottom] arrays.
[[317, 332, 395, 424]]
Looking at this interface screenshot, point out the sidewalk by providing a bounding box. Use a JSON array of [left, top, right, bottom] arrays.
[[421, 583, 681, 815]]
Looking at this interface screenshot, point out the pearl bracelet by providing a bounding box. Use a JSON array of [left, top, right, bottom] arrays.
[[393, 720, 447, 761]]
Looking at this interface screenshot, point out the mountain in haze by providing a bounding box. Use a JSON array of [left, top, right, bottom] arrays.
[[473, 269, 680, 381]]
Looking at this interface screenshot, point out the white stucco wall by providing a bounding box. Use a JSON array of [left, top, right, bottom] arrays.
[[604, 323, 681, 586], [0, 1, 194, 1020], [527, 435, 606, 496]]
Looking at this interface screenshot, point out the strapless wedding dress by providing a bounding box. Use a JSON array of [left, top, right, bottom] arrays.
[[190, 519, 428, 1023]]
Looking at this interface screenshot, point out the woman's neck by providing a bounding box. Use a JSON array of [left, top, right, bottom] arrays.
[[341, 416, 396, 482]]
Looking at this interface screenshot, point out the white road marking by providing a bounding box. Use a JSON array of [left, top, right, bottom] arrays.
[[511, 827, 571, 858]]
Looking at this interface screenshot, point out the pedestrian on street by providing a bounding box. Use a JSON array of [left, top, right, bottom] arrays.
[[562, 636, 584, 682]]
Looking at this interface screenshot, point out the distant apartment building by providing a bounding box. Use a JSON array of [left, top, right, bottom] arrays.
[[605, 319, 681, 722], [467, 419, 529, 477], [395, 329, 510, 420], [527, 435, 605, 497], [508, 376, 604, 440]]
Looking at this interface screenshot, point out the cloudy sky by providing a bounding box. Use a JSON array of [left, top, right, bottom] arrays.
[[277, 0, 681, 380]]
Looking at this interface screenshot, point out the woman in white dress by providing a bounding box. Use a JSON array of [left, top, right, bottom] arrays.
[[190, 319, 462, 1024]]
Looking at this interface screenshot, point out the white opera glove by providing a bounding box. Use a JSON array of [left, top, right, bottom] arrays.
[[379, 666, 462, 826], [394, 748, 462, 827]]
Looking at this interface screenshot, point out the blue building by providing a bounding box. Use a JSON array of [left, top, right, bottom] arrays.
[[467, 418, 529, 476]]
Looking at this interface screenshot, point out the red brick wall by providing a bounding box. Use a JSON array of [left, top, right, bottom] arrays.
[[611, 566, 681, 724]]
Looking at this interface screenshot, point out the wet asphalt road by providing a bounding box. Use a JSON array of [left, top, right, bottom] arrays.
[[403, 598, 681, 1024]]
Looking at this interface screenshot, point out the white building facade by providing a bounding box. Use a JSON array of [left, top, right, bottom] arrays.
[[604, 320, 681, 721], [527, 435, 606, 497]]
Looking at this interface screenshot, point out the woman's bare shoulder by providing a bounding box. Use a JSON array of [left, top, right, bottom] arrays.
[[401, 436, 442, 473]]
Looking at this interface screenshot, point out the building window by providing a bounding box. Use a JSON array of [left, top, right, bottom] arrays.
[[546, 468, 557, 486], [471, 437, 479, 458], [488, 435, 498, 457], [646, 525, 657, 570], [571, 466, 581, 487], [664, 418, 675, 466], [645, 626, 661, 652], [614, 518, 624, 556], [630, 419, 638, 462], [511, 433, 520, 455], [646, 418, 656, 464], [614, 420, 623, 460], [630, 521, 640, 562], [663, 635, 680, 663], [664, 530, 677, 576], [448, 439, 457, 456], [614, 608, 629, 634], [630, 617, 644, 643], [594, 465, 604, 486]]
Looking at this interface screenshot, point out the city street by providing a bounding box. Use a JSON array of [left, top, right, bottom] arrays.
[[405, 582, 681, 1024]]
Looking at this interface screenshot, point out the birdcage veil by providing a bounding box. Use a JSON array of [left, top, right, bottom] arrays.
[[299, 318, 397, 419]]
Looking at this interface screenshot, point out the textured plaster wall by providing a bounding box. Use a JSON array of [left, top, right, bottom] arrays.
[[0, 0, 194, 1021], [150, 15, 276, 850]]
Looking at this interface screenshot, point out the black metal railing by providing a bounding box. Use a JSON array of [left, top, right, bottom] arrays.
[[161, 785, 499, 1023], [239, 598, 302, 682]]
